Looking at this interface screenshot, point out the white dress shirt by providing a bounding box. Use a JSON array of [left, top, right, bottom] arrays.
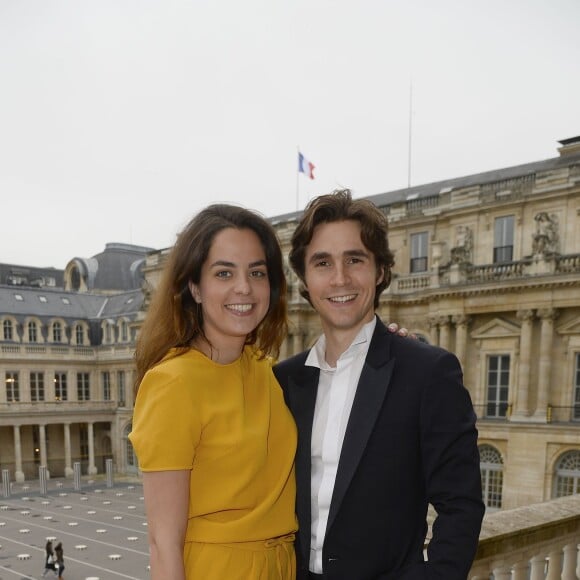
[[305, 317, 376, 573]]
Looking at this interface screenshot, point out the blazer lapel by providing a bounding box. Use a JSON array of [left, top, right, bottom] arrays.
[[326, 321, 395, 532], [286, 362, 319, 566]]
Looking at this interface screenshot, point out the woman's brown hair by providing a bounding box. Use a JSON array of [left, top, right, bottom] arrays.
[[289, 189, 395, 308], [135, 204, 287, 388]]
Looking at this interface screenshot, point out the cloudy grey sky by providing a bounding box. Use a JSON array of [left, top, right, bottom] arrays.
[[1, 0, 579, 268]]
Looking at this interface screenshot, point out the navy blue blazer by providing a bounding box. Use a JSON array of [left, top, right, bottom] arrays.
[[274, 317, 484, 580]]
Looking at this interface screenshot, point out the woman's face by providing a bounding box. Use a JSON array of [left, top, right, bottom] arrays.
[[189, 227, 270, 354]]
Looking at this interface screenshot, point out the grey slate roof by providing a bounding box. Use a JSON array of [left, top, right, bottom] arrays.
[[0, 285, 143, 321], [69, 243, 153, 292]]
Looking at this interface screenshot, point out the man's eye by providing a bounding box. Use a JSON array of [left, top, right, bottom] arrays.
[[348, 257, 363, 264], [250, 270, 267, 278], [216, 271, 231, 278], [315, 261, 329, 268]]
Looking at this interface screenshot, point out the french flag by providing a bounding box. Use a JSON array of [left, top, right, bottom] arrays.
[[298, 152, 315, 180]]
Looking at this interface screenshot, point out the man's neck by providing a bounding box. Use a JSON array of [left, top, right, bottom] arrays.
[[322, 317, 375, 367]]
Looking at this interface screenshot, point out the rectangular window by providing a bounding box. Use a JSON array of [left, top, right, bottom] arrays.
[[410, 232, 429, 273], [486, 355, 510, 418], [574, 354, 580, 421], [117, 371, 126, 407], [6, 371, 20, 402], [28, 322, 38, 342], [3, 320, 13, 340], [77, 372, 90, 401], [54, 372, 68, 401], [30, 372, 45, 402], [75, 325, 84, 345], [102, 371, 111, 401], [493, 216, 514, 263]]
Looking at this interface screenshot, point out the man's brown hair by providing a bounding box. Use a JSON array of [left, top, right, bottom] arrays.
[[289, 189, 395, 308]]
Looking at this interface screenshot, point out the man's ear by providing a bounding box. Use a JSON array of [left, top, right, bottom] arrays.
[[376, 266, 385, 285], [188, 281, 201, 304]]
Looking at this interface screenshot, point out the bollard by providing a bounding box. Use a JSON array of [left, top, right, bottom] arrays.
[[105, 458, 114, 488], [1, 469, 10, 498], [39, 466, 48, 496], [73, 462, 81, 491]]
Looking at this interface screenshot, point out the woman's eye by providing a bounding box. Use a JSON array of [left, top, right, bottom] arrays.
[[216, 271, 232, 278], [250, 270, 267, 278], [315, 260, 329, 268]]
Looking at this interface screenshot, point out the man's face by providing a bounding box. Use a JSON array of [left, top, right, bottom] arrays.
[[303, 220, 383, 341]]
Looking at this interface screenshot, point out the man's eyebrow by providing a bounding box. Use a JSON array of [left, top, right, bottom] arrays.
[[308, 251, 331, 264], [307, 249, 369, 264], [344, 249, 369, 258], [209, 259, 267, 268]]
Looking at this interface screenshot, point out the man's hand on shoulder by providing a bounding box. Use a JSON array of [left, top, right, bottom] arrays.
[[387, 322, 417, 339]]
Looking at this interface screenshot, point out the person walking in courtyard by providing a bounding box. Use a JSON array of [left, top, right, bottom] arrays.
[[41, 540, 56, 577], [54, 542, 65, 579]]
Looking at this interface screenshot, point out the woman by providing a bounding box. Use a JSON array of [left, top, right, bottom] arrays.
[[41, 540, 56, 577], [129, 205, 297, 580], [54, 542, 64, 580]]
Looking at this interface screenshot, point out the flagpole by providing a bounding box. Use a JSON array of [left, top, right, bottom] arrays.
[[407, 81, 413, 189], [296, 145, 300, 210]]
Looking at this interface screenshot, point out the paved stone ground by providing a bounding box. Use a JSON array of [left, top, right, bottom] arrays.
[[0, 477, 149, 580]]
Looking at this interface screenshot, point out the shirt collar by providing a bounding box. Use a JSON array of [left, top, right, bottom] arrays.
[[306, 316, 377, 370]]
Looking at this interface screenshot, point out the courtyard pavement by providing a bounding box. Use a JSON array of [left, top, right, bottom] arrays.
[[0, 476, 149, 580]]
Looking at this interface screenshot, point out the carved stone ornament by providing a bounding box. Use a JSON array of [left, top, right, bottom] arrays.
[[532, 212, 559, 255], [450, 225, 473, 265]]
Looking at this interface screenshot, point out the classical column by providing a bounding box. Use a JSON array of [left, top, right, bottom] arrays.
[[511, 560, 529, 580], [534, 308, 558, 421], [13, 425, 25, 482], [438, 316, 451, 351], [87, 422, 97, 475], [546, 548, 563, 580], [279, 335, 288, 361], [529, 555, 546, 580], [562, 542, 578, 579], [64, 423, 73, 477], [39, 424, 49, 477], [491, 566, 511, 580], [427, 316, 439, 346], [512, 310, 534, 419], [452, 314, 471, 369], [292, 332, 303, 356]]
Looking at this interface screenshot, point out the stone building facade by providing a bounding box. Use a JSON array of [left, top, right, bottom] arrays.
[[274, 136, 580, 511], [0, 243, 151, 481]]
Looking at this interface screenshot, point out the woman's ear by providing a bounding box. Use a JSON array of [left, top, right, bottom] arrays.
[[188, 281, 202, 304]]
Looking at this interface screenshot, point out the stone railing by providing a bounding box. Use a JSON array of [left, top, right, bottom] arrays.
[[556, 254, 580, 274], [468, 494, 580, 579]]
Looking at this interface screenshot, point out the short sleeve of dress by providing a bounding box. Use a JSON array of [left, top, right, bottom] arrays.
[[129, 364, 201, 472]]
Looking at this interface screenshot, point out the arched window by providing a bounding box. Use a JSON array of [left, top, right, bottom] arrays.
[[3, 319, 13, 341], [75, 324, 84, 345], [480, 444, 504, 509], [28, 321, 38, 343], [52, 322, 62, 343], [554, 450, 580, 498]]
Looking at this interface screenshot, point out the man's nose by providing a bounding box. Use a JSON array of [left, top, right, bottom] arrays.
[[330, 264, 348, 286]]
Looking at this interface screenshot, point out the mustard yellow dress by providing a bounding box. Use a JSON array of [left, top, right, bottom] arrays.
[[129, 346, 297, 579]]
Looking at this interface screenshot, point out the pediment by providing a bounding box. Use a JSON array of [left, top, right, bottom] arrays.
[[557, 316, 580, 335], [471, 318, 521, 339]]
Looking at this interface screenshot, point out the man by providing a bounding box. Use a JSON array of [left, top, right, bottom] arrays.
[[274, 190, 484, 580]]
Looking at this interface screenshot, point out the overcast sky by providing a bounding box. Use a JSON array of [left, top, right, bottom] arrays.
[[1, 0, 579, 269]]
